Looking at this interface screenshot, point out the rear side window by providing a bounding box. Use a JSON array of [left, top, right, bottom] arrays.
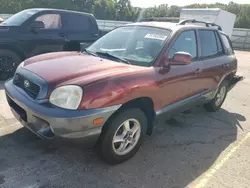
[[169, 30, 197, 59], [199, 30, 220, 58], [221, 34, 234, 55], [64, 14, 90, 31]]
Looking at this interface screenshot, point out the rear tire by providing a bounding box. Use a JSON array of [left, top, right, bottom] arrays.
[[0, 49, 22, 80], [204, 81, 228, 112], [97, 108, 147, 164]]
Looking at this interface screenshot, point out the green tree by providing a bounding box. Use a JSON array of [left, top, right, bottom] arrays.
[[1, 0, 250, 28], [116, 0, 133, 20], [167, 5, 181, 17], [93, 0, 115, 19]]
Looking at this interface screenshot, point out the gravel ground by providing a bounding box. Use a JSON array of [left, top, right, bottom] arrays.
[[0, 51, 249, 188]]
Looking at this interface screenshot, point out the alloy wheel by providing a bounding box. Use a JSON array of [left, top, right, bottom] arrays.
[[112, 118, 141, 156], [215, 85, 227, 107], [0, 56, 17, 73]]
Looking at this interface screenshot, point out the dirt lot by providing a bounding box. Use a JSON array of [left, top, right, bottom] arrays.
[[0, 51, 250, 188]]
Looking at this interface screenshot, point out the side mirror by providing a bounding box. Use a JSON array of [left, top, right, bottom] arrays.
[[172, 52, 192, 65], [30, 21, 45, 32]]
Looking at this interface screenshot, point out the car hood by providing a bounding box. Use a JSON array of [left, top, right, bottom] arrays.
[[23, 52, 144, 86]]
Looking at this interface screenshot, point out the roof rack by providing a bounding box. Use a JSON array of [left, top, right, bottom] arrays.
[[178, 19, 222, 31], [139, 17, 179, 23]]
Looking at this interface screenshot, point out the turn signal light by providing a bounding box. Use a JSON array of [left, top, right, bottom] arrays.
[[93, 118, 104, 125]]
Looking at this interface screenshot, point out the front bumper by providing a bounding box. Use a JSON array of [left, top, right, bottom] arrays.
[[5, 79, 121, 147]]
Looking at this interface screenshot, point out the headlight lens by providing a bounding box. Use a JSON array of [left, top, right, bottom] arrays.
[[49, 85, 83, 110]]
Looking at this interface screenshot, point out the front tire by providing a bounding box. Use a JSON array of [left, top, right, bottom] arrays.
[[98, 108, 147, 164], [204, 81, 228, 112], [0, 49, 22, 80]]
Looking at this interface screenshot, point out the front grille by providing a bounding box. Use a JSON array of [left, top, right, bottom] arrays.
[[13, 74, 40, 99]]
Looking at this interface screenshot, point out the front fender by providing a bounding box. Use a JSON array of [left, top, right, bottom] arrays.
[[78, 76, 160, 110]]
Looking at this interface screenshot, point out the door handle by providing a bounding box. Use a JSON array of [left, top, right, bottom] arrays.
[[223, 63, 230, 69], [195, 68, 202, 75], [58, 32, 66, 37]]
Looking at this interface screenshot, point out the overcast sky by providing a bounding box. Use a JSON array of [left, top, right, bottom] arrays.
[[131, 0, 250, 8]]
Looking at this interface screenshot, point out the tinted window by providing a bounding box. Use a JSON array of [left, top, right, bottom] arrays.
[[199, 30, 219, 58], [221, 34, 233, 54], [35, 14, 62, 29], [215, 32, 223, 54], [2, 9, 39, 26], [169, 30, 197, 59], [64, 14, 90, 31]]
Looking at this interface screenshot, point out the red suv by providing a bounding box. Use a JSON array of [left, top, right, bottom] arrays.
[[5, 20, 242, 164]]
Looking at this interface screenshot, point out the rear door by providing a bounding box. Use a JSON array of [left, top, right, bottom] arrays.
[[198, 29, 231, 92], [23, 12, 66, 57], [63, 13, 100, 49]]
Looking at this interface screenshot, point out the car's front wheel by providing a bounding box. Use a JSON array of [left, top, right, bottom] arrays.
[[0, 49, 22, 80], [204, 80, 228, 112], [98, 108, 147, 164]]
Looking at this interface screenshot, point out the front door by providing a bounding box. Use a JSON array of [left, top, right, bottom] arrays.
[[155, 29, 204, 114], [21, 13, 66, 57]]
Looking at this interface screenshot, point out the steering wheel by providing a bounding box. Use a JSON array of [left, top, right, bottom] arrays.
[[131, 48, 151, 57]]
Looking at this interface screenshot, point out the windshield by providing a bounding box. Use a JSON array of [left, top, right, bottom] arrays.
[[87, 26, 171, 66], [2, 9, 39, 26]]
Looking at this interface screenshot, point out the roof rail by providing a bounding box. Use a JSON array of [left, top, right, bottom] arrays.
[[178, 19, 222, 31], [139, 17, 179, 23]]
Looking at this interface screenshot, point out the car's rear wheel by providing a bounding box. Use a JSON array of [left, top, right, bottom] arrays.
[[0, 49, 21, 80], [204, 81, 228, 112], [98, 108, 147, 164]]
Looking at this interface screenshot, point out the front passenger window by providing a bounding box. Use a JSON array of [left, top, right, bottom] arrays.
[[35, 14, 62, 29], [169, 30, 197, 59]]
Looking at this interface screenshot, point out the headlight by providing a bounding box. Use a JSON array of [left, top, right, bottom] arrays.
[[49, 85, 83, 110]]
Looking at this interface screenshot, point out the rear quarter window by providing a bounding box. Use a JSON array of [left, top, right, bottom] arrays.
[[220, 34, 234, 55], [64, 14, 90, 31], [215, 31, 223, 55]]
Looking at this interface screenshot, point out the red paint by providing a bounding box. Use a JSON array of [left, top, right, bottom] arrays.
[[22, 24, 237, 112]]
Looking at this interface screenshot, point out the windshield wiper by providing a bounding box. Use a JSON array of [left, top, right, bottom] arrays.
[[95, 51, 131, 64], [83, 49, 98, 57]]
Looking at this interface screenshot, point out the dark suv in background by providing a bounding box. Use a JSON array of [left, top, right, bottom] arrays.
[[0, 8, 104, 80]]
